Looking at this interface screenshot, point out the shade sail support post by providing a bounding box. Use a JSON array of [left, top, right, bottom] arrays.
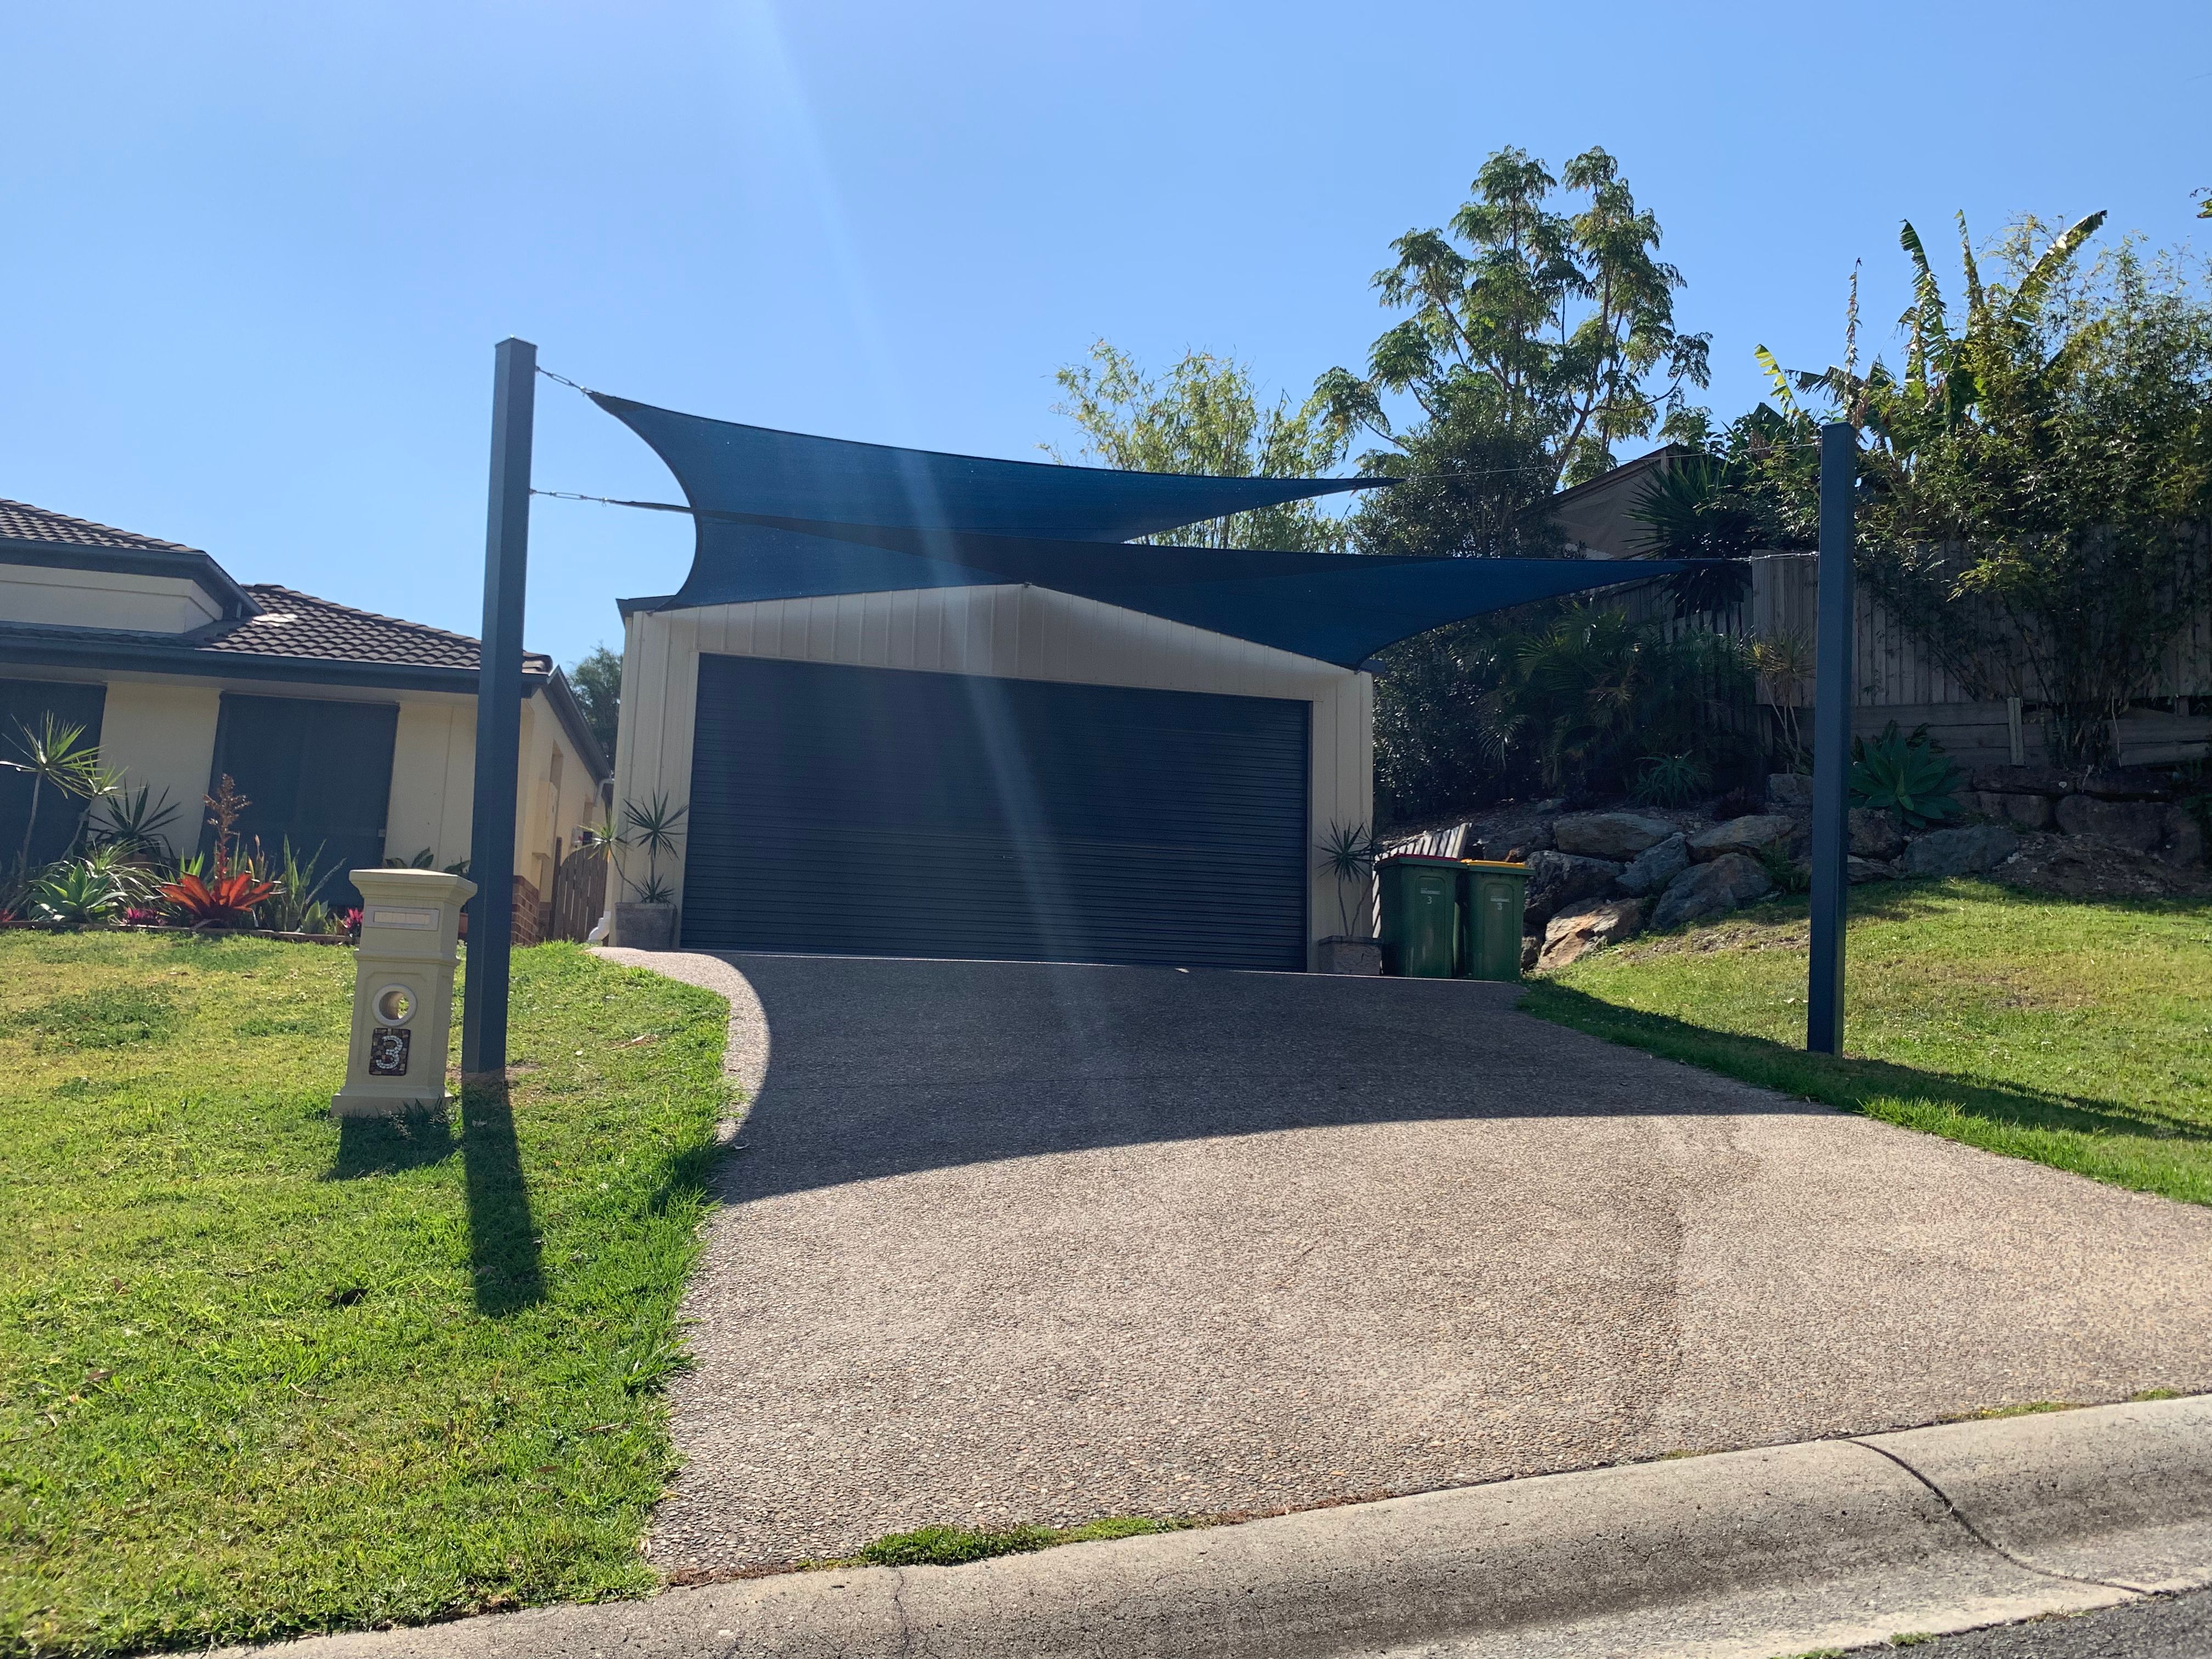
[[1806, 422, 1855, 1056], [460, 337, 536, 1080]]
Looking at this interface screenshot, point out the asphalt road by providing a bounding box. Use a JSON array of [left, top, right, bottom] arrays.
[[603, 952, 2212, 1577], [1847, 1590, 2212, 1657]]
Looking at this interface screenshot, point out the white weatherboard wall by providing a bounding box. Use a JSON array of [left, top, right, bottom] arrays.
[[613, 584, 1374, 966]]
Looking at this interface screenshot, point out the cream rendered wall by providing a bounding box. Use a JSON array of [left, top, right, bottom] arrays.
[[94, 679, 222, 854], [386, 698, 476, 867], [611, 584, 1375, 964], [0, 563, 224, 633]]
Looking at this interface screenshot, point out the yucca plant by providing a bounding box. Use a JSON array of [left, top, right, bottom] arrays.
[[3, 716, 119, 872], [1849, 721, 1963, 830], [617, 793, 687, 904], [1315, 820, 1383, 938], [88, 786, 182, 861]]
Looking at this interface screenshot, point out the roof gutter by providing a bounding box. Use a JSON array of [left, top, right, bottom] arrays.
[[0, 538, 260, 620]]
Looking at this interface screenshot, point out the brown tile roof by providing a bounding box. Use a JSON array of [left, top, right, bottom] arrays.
[[0, 498, 204, 555], [207, 585, 551, 674]]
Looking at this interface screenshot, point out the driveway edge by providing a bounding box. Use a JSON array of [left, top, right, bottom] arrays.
[[244, 1396, 2212, 1659]]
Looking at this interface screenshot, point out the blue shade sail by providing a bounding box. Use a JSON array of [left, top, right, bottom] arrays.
[[594, 393, 1688, 668], [591, 393, 1379, 541]]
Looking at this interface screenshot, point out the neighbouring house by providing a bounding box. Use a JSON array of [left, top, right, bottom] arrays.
[[0, 499, 611, 934], [1551, 453, 2212, 769]]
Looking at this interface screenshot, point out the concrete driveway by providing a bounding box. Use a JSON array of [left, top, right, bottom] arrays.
[[606, 952, 2212, 1577]]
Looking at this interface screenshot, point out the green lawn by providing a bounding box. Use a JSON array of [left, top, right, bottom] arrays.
[[0, 933, 731, 1657], [1523, 880, 2212, 1205]]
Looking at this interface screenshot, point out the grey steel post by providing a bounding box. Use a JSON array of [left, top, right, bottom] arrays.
[[1806, 422, 1855, 1054], [460, 337, 536, 1079]]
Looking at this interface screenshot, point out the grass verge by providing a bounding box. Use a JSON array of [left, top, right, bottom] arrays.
[[1522, 879, 2212, 1205], [0, 933, 731, 1656]]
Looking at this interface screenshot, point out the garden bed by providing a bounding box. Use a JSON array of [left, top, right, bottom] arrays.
[[0, 933, 733, 1656]]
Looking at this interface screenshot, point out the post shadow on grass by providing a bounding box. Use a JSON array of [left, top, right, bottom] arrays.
[[460, 1075, 546, 1316], [331, 1109, 456, 1178], [1524, 982, 2212, 1147]]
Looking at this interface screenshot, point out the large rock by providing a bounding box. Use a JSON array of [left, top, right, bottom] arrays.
[[2055, 794, 2166, 852], [1901, 824, 2022, 878], [1767, 772, 1815, 809], [2079, 767, 2175, 802], [1971, 790, 2055, 831], [1616, 832, 1691, 897], [2165, 806, 2207, 867], [1968, 764, 2072, 798], [1537, 897, 1647, 972], [1848, 808, 1908, 860], [1552, 810, 1679, 860], [1521, 850, 1623, 928], [1650, 853, 1775, 931], [1688, 814, 1797, 861], [1848, 856, 1899, 884]]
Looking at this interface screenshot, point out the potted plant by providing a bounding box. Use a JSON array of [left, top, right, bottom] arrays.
[[1314, 821, 1384, 975], [608, 793, 687, 950]]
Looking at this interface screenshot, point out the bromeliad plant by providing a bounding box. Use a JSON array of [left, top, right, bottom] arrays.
[[159, 868, 281, 929], [1849, 721, 1965, 830]]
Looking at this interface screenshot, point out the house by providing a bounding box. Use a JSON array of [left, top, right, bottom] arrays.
[[0, 499, 610, 930]]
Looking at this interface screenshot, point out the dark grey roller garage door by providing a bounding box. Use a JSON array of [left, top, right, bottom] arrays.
[[681, 653, 1310, 969]]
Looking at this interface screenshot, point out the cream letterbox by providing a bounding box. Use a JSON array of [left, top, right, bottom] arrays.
[[334, 868, 477, 1118]]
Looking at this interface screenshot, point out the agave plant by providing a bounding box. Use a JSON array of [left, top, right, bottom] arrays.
[[1630, 751, 1712, 809], [27, 860, 129, 924], [159, 868, 281, 929], [1849, 721, 1963, 830]]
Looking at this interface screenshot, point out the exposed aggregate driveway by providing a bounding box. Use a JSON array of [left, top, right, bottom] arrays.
[[602, 951, 2212, 1577]]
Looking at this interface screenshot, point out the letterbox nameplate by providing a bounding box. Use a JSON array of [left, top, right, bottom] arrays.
[[367, 907, 437, 930]]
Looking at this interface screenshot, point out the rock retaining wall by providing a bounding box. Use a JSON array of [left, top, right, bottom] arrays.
[[1395, 766, 2210, 973]]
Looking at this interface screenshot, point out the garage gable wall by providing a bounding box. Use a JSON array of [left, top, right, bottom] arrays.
[[612, 584, 1373, 964]]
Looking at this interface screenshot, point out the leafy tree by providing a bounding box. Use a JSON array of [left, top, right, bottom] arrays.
[[568, 646, 623, 762], [1758, 212, 2212, 765], [1047, 342, 1354, 550], [1473, 607, 1759, 800], [1317, 145, 1712, 559]]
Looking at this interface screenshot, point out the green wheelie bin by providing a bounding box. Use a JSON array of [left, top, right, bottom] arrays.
[[1377, 855, 1464, 978], [1462, 859, 1531, 982]]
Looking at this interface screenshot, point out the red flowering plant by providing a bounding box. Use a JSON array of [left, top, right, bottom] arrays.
[[155, 775, 281, 929], [159, 868, 280, 928]]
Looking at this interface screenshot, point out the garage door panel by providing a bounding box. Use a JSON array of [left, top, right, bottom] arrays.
[[682, 654, 1308, 968]]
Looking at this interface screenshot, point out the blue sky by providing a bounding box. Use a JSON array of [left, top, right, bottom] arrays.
[[4, 1, 2207, 669]]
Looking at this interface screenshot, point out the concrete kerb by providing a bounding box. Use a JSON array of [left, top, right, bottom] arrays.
[[245, 1397, 2212, 1659]]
